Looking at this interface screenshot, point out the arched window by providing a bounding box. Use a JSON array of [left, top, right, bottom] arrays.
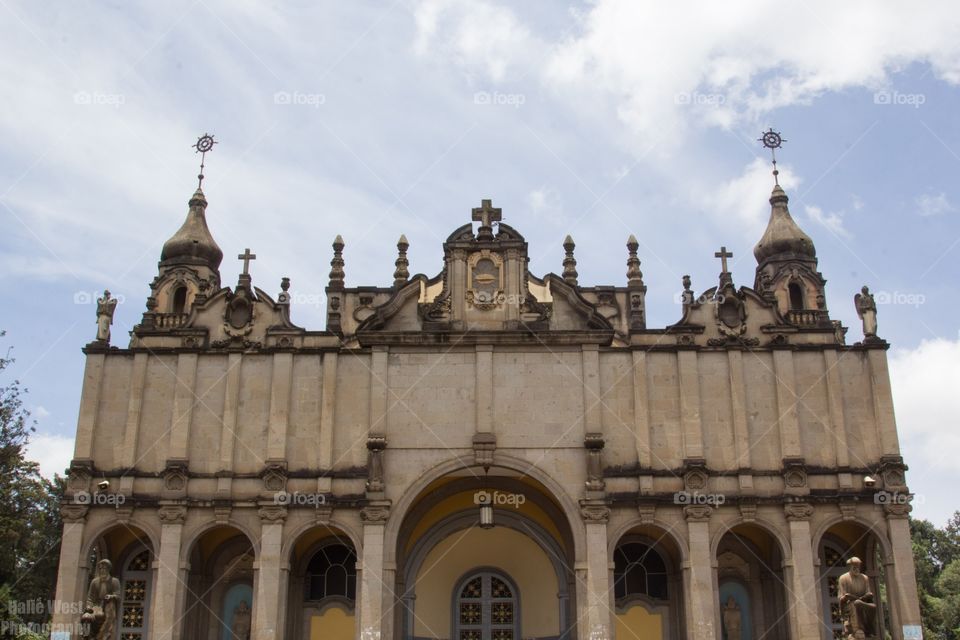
[[614, 542, 668, 600], [305, 544, 357, 602], [454, 571, 519, 640], [819, 540, 849, 639], [788, 282, 805, 310], [119, 548, 151, 639], [171, 286, 188, 314]]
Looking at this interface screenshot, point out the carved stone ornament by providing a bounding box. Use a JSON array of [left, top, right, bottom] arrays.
[[738, 501, 757, 523], [714, 282, 747, 339], [782, 459, 808, 489], [783, 502, 814, 521], [637, 504, 656, 525], [67, 460, 93, 493], [465, 250, 505, 311], [839, 501, 857, 521], [214, 502, 232, 524], [258, 505, 288, 522], [223, 288, 256, 336], [472, 432, 497, 469], [163, 461, 189, 492], [314, 505, 334, 525], [261, 462, 287, 493], [883, 501, 912, 518], [366, 435, 387, 493], [880, 456, 907, 489], [585, 433, 606, 492], [683, 459, 709, 492], [683, 505, 713, 521], [60, 504, 89, 522], [360, 501, 391, 524], [158, 505, 187, 524], [579, 502, 611, 523]]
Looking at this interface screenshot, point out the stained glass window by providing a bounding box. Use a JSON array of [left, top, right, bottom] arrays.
[[120, 548, 151, 640]]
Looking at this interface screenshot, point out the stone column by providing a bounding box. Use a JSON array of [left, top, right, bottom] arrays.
[[52, 505, 88, 630], [358, 503, 390, 640], [150, 506, 186, 640], [578, 503, 612, 640], [254, 506, 287, 640], [885, 504, 923, 634], [783, 502, 821, 640], [683, 505, 717, 640]]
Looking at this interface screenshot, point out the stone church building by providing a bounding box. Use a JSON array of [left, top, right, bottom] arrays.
[[53, 169, 922, 640]]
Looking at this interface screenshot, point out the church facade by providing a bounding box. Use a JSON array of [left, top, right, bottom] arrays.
[[53, 174, 923, 640]]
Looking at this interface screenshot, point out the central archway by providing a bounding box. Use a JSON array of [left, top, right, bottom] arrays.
[[389, 463, 580, 640]]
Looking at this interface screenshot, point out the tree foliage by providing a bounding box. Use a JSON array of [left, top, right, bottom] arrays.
[[913, 512, 960, 639], [0, 332, 63, 638]]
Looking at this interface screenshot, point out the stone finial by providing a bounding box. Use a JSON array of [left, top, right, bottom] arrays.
[[681, 275, 693, 307], [328, 235, 345, 290], [626, 235, 644, 287], [393, 234, 410, 288], [562, 235, 578, 286], [278, 277, 291, 305]]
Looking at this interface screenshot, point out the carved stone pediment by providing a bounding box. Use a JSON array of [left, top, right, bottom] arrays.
[[465, 250, 505, 311]]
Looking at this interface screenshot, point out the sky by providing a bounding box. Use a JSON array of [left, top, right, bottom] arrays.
[[0, 1, 958, 525]]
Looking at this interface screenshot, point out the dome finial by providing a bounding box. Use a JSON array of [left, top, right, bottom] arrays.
[[758, 128, 786, 186], [192, 133, 217, 190]]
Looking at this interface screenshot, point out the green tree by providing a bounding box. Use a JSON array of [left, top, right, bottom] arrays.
[[913, 512, 960, 639], [0, 332, 63, 638]]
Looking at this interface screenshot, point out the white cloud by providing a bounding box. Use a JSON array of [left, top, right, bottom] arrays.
[[25, 432, 74, 479], [709, 157, 801, 233], [889, 338, 960, 524], [414, 0, 960, 144], [33, 405, 50, 419], [805, 204, 850, 238], [525, 186, 561, 217], [915, 192, 955, 217]]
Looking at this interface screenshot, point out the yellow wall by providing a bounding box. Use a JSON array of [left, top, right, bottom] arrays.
[[615, 605, 663, 640], [309, 607, 354, 640], [413, 526, 560, 639]]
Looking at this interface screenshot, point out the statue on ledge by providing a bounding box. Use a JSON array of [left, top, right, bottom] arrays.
[[80, 559, 121, 640], [722, 595, 742, 639], [94, 290, 118, 344], [231, 599, 252, 640], [839, 557, 877, 639], [854, 286, 877, 339]]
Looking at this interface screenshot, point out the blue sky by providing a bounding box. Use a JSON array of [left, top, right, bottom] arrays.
[[1, 1, 958, 525]]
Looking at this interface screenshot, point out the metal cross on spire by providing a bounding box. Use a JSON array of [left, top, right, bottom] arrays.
[[758, 128, 786, 185], [192, 133, 217, 189]]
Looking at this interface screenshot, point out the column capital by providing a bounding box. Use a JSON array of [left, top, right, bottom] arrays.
[[579, 500, 610, 523], [883, 501, 912, 519], [259, 505, 288, 523], [783, 502, 814, 521], [158, 505, 187, 524], [683, 504, 713, 522], [361, 500, 391, 524], [60, 504, 89, 522]]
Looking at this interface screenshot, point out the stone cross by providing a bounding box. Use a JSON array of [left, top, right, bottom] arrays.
[[471, 199, 502, 229], [714, 246, 733, 273], [238, 248, 257, 275]]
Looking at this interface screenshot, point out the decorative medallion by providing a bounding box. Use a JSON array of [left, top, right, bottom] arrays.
[[466, 250, 504, 310]]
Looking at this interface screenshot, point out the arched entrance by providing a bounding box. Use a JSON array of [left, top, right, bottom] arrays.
[[714, 524, 789, 640], [285, 525, 360, 639], [817, 522, 891, 640], [181, 525, 256, 640], [85, 524, 155, 640], [393, 470, 577, 640], [612, 525, 684, 640]]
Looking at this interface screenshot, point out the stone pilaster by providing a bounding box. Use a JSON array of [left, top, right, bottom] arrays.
[[73, 353, 105, 459], [150, 505, 186, 640], [51, 505, 88, 630], [682, 505, 717, 640], [885, 503, 923, 632], [254, 506, 287, 640], [317, 352, 338, 493], [359, 501, 390, 640], [578, 502, 612, 640], [783, 502, 821, 640]]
